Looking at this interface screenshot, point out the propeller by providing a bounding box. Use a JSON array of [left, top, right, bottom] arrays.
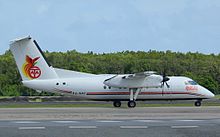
[[161, 70, 170, 96], [161, 70, 170, 88]]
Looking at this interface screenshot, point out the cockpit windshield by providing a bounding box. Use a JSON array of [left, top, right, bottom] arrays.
[[185, 80, 198, 85]]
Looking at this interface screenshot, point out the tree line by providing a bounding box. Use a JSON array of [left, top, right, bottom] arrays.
[[0, 50, 220, 96]]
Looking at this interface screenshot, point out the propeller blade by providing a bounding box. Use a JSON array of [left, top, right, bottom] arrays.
[[165, 82, 170, 88], [161, 70, 170, 88]]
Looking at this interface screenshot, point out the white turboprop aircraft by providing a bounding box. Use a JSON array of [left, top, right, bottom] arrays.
[[10, 36, 215, 108]]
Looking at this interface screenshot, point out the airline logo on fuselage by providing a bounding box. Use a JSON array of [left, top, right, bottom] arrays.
[[185, 85, 198, 91], [22, 55, 41, 79]]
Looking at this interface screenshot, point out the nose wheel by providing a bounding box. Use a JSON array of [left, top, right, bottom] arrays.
[[194, 100, 202, 107]]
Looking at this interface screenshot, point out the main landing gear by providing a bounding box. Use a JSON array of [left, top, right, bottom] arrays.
[[113, 101, 121, 107], [127, 88, 140, 108], [127, 101, 136, 108], [113, 88, 141, 108], [113, 100, 137, 108], [194, 100, 202, 107]]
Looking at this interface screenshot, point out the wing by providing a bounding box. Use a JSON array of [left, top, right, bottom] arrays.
[[125, 71, 156, 79], [104, 71, 162, 88]]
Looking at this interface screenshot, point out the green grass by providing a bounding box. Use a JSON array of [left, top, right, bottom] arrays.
[[0, 103, 113, 108], [140, 103, 220, 107], [0, 96, 10, 99], [215, 94, 220, 99]]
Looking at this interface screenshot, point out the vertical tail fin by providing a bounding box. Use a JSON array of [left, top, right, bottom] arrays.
[[10, 36, 58, 81]]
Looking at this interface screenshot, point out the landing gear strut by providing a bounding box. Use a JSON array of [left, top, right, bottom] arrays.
[[113, 101, 121, 107], [127, 88, 141, 108], [194, 100, 202, 107]]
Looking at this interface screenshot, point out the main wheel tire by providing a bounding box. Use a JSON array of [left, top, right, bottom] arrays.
[[113, 101, 121, 107], [127, 101, 136, 108], [194, 101, 201, 107]]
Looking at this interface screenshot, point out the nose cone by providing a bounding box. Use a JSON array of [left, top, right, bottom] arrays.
[[200, 86, 215, 98], [211, 93, 215, 98], [206, 91, 215, 98]]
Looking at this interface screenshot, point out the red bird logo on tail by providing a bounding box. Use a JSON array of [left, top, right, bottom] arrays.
[[22, 55, 41, 79]]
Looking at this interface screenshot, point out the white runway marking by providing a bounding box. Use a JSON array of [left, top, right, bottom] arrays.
[[171, 126, 199, 129], [135, 120, 162, 123], [69, 126, 97, 129], [120, 126, 148, 129], [18, 127, 45, 130], [14, 121, 40, 124], [52, 121, 79, 123], [97, 120, 122, 123], [176, 120, 203, 122]]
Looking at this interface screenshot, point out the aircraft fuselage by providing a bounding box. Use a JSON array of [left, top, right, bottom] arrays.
[[23, 75, 214, 101]]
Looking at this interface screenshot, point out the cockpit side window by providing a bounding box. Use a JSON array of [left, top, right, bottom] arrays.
[[185, 80, 198, 85]]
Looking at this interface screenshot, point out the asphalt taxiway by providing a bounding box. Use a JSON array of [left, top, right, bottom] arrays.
[[0, 107, 220, 137], [0, 119, 220, 137], [0, 106, 219, 120]]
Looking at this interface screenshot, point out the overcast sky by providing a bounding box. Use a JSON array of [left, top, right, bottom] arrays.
[[1, 0, 220, 54]]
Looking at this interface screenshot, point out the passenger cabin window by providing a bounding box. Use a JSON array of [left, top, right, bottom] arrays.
[[185, 80, 198, 85]]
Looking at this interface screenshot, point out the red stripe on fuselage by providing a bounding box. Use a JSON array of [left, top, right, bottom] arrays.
[[86, 91, 204, 97]]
